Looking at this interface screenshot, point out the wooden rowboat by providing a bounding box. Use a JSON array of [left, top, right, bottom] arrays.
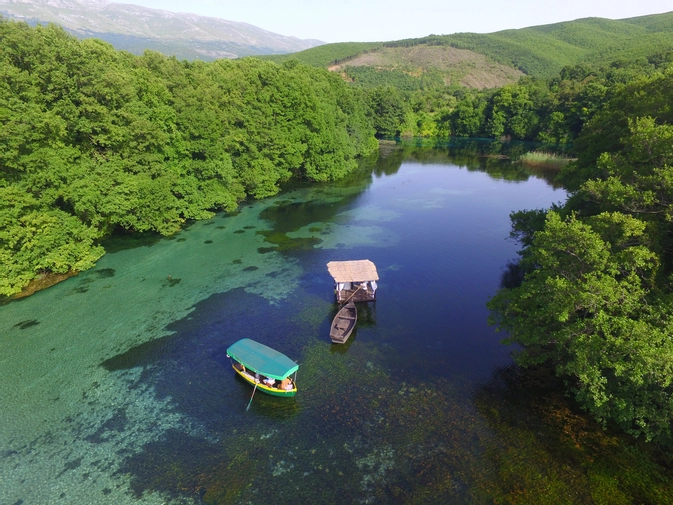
[[330, 301, 357, 344], [226, 338, 298, 397]]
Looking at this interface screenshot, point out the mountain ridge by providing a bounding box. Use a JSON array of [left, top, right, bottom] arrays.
[[0, 0, 323, 59], [264, 11, 673, 80]]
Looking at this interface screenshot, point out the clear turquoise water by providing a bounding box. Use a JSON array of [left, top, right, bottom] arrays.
[[2, 142, 572, 504]]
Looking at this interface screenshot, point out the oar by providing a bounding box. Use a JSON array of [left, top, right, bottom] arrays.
[[341, 284, 363, 306], [246, 381, 259, 411]]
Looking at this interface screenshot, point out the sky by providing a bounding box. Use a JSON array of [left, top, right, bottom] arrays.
[[123, 0, 673, 43]]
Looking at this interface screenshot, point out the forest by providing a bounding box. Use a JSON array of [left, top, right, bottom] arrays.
[[486, 66, 673, 442], [0, 19, 377, 297], [2, 16, 673, 442], [347, 55, 673, 143]]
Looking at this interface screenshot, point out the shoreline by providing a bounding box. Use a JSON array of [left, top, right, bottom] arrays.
[[2, 271, 79, 304]]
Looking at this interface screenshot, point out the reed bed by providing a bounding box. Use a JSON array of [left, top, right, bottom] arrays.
[[519, 151, 576, 170]]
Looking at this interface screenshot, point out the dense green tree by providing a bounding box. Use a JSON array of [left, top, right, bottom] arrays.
[[485, 85, 538, 139], [489, 71, 673, 442], [0, 187, 104, 295], [0, 19, 377, 296], [561, 67, 673, 189], [450, 96, 486, 137], [489, 211, 673, 440], [366, 86, 409, 137]]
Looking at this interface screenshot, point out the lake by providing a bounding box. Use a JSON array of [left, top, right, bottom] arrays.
[[2, 140, 671, 504]]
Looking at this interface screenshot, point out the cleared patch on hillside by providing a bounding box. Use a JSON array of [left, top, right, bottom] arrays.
[[330, 45, 524, 89]]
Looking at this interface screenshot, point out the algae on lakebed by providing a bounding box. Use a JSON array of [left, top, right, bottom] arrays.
[[471, 365, 673, 505], [3, 145, 672, 505]]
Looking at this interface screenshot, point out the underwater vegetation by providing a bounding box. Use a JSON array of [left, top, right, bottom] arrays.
[[110, 318, 673, 505]]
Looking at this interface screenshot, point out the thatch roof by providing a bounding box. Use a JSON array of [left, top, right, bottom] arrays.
[[326, 260, 379, 283]]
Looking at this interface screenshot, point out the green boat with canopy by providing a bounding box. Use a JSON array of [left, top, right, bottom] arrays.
[[226, 338, 299, 397]]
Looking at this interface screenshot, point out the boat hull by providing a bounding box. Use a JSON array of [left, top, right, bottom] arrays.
[[233, 365, 297, 397], [330, 301, 357, 344]]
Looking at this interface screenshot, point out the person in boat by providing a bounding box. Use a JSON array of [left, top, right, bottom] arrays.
[[280, 377, 293, 390], [263, 377, 276, 387], [234, 362, 245, 373]]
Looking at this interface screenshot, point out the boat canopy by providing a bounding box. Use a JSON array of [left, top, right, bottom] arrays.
[[326, 259, 379, 283], [227, 338, 299, 380]]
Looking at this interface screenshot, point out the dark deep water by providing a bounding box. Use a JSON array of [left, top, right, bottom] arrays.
[[2, 141, 672, 505]]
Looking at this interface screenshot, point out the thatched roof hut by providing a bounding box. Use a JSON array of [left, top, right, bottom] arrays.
[[326, 260, 379, 303], [326, 260, 379, 283]]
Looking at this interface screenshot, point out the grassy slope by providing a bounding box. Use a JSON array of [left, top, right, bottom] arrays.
[[331, 46, 525, 89], [452, 16, 673, 75], [262, 12, 673, 79], [260, 42, 383, 67]]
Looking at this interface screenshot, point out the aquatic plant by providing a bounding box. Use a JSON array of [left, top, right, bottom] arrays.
[[518, 151, 576, 170]]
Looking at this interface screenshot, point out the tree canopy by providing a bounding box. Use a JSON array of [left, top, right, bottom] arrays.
[[0, 19, 377, 296], [488, 68, 673, 441]]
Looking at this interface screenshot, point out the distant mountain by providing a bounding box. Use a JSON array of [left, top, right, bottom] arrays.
[[0, 0, 324, 59]]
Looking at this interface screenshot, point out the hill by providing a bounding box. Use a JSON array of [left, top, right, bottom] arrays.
[[441, 14, 673, 77], [330, 45, 524, 90], [0, 0, 323, 59], [263, 42, 524, 90], [265, 12, 673, 83]]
